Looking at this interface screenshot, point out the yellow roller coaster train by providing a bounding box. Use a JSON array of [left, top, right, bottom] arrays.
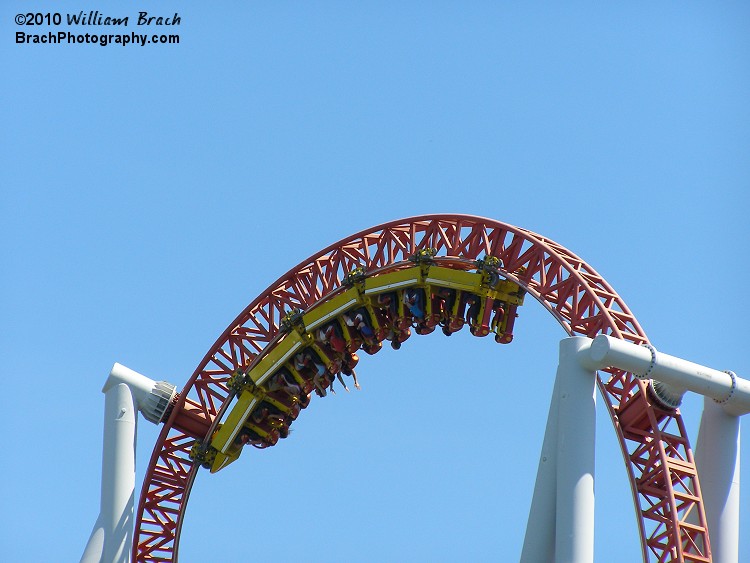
[[200, 253, 526, 473]]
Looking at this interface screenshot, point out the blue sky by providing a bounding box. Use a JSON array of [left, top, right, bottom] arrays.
[[2, 2, 748, 561]]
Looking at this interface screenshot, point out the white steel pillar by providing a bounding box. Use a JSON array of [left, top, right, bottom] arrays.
[[81, 381, 138, 563], [81, 364, 176, 563], [520, 374, 560, 563], [555, 337, 596, 563], [695, 397, 741, 563], [521, 337, 596, 563]]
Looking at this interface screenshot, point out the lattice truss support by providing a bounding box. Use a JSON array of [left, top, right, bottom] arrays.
[[132, 215, 710, 562]]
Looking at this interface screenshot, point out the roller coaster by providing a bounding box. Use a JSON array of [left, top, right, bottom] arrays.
[[203, 252, 525, 473], [82, 214, 746, 563]]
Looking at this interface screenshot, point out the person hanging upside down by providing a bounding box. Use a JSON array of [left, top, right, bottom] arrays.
[[294, 351, 330, 397], [339, 352, 361, 390], [465, 293, 481, 327], [403, 288, 425, 320], [234, 427, 274, 449], [315, 322, 347, 354], [376, 292, 398, 319], [343, 309, 376, 341], [251, 402, 285, 426], [267, 369, 303, 398]]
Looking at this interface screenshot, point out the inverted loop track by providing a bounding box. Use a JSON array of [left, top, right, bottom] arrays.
[[134, 214, 710, 562]]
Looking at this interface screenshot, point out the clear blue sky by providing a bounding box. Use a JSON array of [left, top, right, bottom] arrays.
[[2, 2, 748, 561]]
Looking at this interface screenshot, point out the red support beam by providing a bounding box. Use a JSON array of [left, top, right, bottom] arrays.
[[133, 214, 710, 562]]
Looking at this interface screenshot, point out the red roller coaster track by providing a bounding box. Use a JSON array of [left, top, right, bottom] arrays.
[[133, 214, 710, 562]]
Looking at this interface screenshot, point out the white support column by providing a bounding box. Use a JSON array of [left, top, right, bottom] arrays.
[[520, 374, 560, 563], [81, 364, 176, 563], [81, 381, 138, 563], [555, 337, 596, 563], [522, 338, 596, 563], [695, 397, 741, 563]]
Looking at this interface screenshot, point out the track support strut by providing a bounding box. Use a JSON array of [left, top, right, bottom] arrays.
[[521, 337, 596, 563], [695, 397, 741, 563], [81, 364, 176, 563], [524, 335, 745, 563]]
